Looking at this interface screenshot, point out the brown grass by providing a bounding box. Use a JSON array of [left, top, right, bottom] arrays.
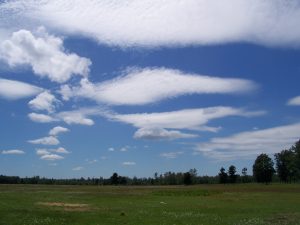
[[36, 202, 92, 212]]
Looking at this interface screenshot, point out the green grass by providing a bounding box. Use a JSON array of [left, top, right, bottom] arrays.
[[0, 184, 300, 225]]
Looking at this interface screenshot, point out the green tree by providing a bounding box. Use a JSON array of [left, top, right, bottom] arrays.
[[253, 154, 275, 184], [274, 149, 297, 183], [183, 172, 192, 185], [110, 172, 119, 185], [228, 165, 237, 183], [218, 167, 228, 184]]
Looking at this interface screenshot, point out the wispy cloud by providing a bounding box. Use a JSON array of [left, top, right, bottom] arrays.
[[160, 151, 184, 159], [134, 127, 197, 140], [287, 96, 300, 106], [62, 68, 257, 105], [2, 1, 300, 48], [0, 78, 42, 100], [0, 28, 91, 83], [28, 91, 59, 113], [72, 166, 84, 171], [108, 106, 266, 131], [122, 161, 136, 166], [28, 136, 60, 145], [2, 149, 25, 155], [195, 123, 300, 161], [40, 154, 64, 161]]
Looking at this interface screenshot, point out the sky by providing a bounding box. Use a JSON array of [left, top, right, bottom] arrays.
[[0, 0, 300, 178]]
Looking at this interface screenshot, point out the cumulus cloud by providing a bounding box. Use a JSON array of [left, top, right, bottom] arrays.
[[108, 106, 266, 131], [49, 126, 69, 136], [53, 147, 70, 154], [0, 78, 42, 100], [2, 149, 25, 155], [1, 0, 300, 48], [40, 154, 64, 160], [28, 109, 95, 126], [160, 151, 184, 159], [57, 110, 95, 126], [28, 91, 59, 113], [134, 127, 197, 140], [36, 149, 50, 156], [0, 28, 91, 83], [63, 68, 257, 105], [195, 123, 300, 161], [28, 112, 57, 123], [287, 96, 300, 106], [122, 161, 136, 166], [28, 136, 60, 145]]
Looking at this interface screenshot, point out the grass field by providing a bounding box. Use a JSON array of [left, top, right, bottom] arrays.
[[0, 184, 300, 225]]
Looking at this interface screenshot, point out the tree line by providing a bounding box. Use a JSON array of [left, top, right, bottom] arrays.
[[1, 140, 299, 185]]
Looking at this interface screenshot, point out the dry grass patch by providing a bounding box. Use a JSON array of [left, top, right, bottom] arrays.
[[36, 202, 92, 212]]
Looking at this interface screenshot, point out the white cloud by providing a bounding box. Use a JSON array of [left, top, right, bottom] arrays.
[[122, 161, 136, 166], [28, 91, 59, 113], [2, 149, 25, 155], [195, 123, 300, 161], [108, 106, 266, 131], [28, 109, 95, 126], [160, 151, 184, 159], [49, 126, 69, 136], [1, 1, 300, 48], [86, 159, 98, 164], [36, 147, 70, 156], [28, 136, 60, 145], [57, 110, 94, 126], [287, 96, 300, 106], [134, 127, 198, 140], [0, 78, 42, 100], [72, 166, 84, 171], [65, 68, 257, 105], [108, 147, 115, 152], [53, 147, 70, 154], [40, 154, 64, 161], [0, 28, 91, 83], [28, 112, 57, 123], [36, 149, 50, 156], [120, 146, 129, 152]]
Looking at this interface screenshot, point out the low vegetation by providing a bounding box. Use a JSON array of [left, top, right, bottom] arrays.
[[0, 184, 300, 225]]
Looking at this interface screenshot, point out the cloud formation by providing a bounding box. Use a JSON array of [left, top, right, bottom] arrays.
[[49, 126, 69, 136], [108, 106, 265, 131], [28, 91, 59, 112], [28, 109, 95, 126], [0, 28, 91, 83], [28, 136, 60, 145], [40, 154, 64, 160], [122, 161, 136, 166], [160, 151, 184, 159], [63, 68, 257, 105], [287, 96, 300, 106], [134, 127, 197, 140], [2, 149, 25, 155], [195, 123, 300, 160], [0, 78, 42, 100], [1, 0, 300, 48], [28, 112, 57, 123]]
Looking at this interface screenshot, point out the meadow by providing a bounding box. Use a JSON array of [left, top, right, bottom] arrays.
[[0, 184, 300, 225]]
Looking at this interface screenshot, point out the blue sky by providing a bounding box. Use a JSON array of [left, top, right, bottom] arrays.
[[1, 0, 300, 178]]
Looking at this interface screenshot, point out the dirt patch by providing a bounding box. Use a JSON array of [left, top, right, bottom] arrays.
[[36, 202, 92, 212]]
